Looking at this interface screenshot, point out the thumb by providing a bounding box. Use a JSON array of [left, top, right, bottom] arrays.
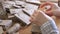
[[38, 10, 53, 20], [52, 3, 60, 9]]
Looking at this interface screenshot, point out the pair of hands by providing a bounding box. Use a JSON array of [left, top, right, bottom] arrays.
[[30, 3, 60, 26], [30, 10, 52, 26]]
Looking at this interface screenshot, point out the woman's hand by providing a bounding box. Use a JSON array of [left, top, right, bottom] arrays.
[[40, 2, 60, 17], [52, 9, 60, 18], [30, 10, 53, 26]]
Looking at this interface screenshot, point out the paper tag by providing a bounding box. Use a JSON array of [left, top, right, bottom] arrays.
[[15, 1, 26, 6], [10, 9, 22, 14], [0, 20, 12, 30], [0, 27, 3, 34], [26, 0, 41, 4], [3, 1, 15, 8], [23, 3, 38, 15], [7, 23, 21, 34], [15, 9, 31, 25]]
